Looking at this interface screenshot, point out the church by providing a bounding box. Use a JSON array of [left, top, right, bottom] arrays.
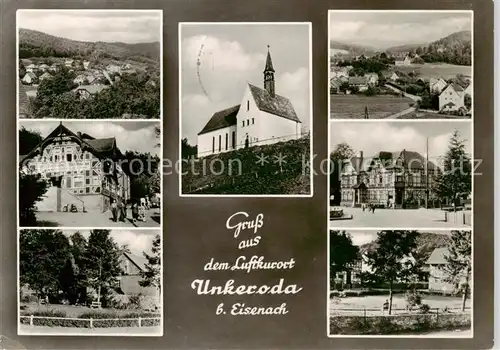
[[197, 47, 302, 158], [19, 123, 130, 214]]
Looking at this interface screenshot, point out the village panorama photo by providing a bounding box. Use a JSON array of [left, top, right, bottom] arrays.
[[328, 10, 472, 120], [328, 229, 472, 337], [17, 9, 162, 119], [179, 22, 312, 196], [18, 229, 162, 336]]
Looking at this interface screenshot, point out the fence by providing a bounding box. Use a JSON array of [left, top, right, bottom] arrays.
[[444, 211, 472, 226], [19, 315, 161, 328], [331, 307, 471, 318]]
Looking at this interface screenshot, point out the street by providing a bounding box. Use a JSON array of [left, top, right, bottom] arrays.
[[330, 207, 471, 228], [33, 208, 161, 228]]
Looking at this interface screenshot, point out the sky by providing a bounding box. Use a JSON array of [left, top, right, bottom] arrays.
[[18, 10, 162, 43], [329, 11, 472, 49], [62, 229, 160, 256], [20, 121, 160, 156], [180, 23, 311, 144], [329, 121, 472, 163], [334, 230, 452, 246]]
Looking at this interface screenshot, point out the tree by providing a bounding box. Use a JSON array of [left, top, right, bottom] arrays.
[[19, 171, 49, 226], [362, 230, 421, 315], [330, 143, 354, 205], [19, 60, 26, 79], [433, 131, 472, 210], [83, 230, 124, 306], [464, 94, 472, 110], [139, 235, 162, 297], [66, 231, 89, 304], [181, 138, 197, 160], [19, 126, 43, 155], [440, 230, 471, 311], [329, 231, 359, 289], [19, 229, 72, 303]]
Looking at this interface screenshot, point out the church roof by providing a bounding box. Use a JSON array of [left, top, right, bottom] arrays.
[[198, 105, 240, 135], [248, 84, 301, 123], [264, 49, 275, 72]]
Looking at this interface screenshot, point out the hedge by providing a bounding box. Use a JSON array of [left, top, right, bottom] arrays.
[[329, 313, 470, 335]]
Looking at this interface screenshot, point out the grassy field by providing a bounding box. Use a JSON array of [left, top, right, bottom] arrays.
[[401, 111, 471, 120], [330, 94, 413, 119], [394, 63, 472, 80], [329, 294, 471, 316]]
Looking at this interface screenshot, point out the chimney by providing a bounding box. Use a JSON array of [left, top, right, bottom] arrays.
[[358, 151, 363, 159], [77, 132, 82, 138]]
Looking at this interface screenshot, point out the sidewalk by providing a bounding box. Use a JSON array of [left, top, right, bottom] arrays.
[[330, 207, 471, 228], [33, 208, 161, 228]]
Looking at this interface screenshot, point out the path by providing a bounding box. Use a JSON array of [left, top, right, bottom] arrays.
[[34, 208, 161, 228], [330, 208, 471, 228], [384, 83, 422, 101], [384, 106, 416, 119], [19, 324, 162, 335]]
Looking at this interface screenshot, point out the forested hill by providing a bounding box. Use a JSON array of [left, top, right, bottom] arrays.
[[359, 232, 451, 262], [19, 28, 160, 63]]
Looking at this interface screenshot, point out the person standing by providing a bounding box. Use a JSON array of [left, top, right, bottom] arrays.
[[132, 201, 139, 222], [118, 200, 126, 222], [110, 199, 117, 222]]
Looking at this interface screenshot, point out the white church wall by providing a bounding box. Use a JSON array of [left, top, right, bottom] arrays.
[[235, 87, 261, 149], [257, 110, 300, 146], [197, 125, 237, 158]]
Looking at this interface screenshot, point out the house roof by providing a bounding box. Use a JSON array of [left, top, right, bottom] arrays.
[[248, 83, 300, 123], [122, 252, 148, 272], [330, 77, 342, 88], [426, 247, 449, 265], [24, 72, 36, 79], [348, 149, 438, 173], [348, 76, 367, 85], [74, 84, 109, 95], [198, 105, 240, 135], [40, 72, 52, 79], [20, 123, 123, 164]]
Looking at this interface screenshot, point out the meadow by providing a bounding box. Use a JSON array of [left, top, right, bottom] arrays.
[[330, 95, 413, 119], [394, 63, 472, 80]]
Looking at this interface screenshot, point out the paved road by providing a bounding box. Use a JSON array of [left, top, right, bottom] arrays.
[[330, 207, 471, 228], [34, 208, 161, 228], [19, 324, 162, 335]]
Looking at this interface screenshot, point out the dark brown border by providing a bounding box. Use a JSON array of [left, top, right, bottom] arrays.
[[0, 0, 493, 349]]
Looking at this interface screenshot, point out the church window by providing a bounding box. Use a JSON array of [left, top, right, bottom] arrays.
[[212, 137, 215, 153], [242, 121, 244, 127], [54, 155, 59, 162], [66, 154, 72, 162], [232, 131, 236, 149], [247, 100, 250, 111], [86, 187, 90, 193], [85, 170, 90, 176], [247, 120, 250, 126], [225, 133, 228, 150], [218, 135, 221, 152], [252, 118, 254, 124]]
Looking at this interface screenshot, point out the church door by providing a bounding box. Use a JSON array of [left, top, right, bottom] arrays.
[[245, 134, 249, 149]]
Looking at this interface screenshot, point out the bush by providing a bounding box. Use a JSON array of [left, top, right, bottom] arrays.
[[419, 304, 431, 314], [19, 172, 49, 226], [374, 317, 399, 334], [405, 290, 422, 311]]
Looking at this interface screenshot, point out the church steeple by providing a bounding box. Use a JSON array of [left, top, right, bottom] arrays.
[[263, 45, 275, 97]]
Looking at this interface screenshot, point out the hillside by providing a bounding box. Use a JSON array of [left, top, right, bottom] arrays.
[[19, 28, 160, 63], [330, 40, 376, 56], [182, 137, 311, 195], [386, 43, 426, 53], [359, 232, 451, 262]]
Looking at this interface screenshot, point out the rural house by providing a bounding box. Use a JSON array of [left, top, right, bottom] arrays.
[[330, 77, 342, 93], [83, 60, 91, 70], [20, 123, 131, 213], [331, 66, 349, 79], [340, 150, 440, 208], [74, 84, 109, 100], [348, 76, 369, 91], [73, 74, 87, 85], [430, 77, 448, 94], [22, 72, 37, 85], [439, 83, 465, 112], [117, 252, 160, 309], [38, 63, 49, 72], [426, 247, 469, 293], [64, 59, 74, 68], [197, 47, 302, 157], [49, 63, 59, 72], [25, 63, 37, 72], [39, 72, 53, 82], [365, 73, 379, 85], [389, 72, 401, 82], [18, 81, 31, 118], [395, 55, 412, 66]]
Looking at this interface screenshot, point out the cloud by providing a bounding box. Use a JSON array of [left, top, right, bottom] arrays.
[[181, 31, 311, 144], [18, 10, 161, 43], [330, 122, 471, 162], [20, 121, 160, 156], [329, 11, 472, 48], [64, 229, 160, 256]]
